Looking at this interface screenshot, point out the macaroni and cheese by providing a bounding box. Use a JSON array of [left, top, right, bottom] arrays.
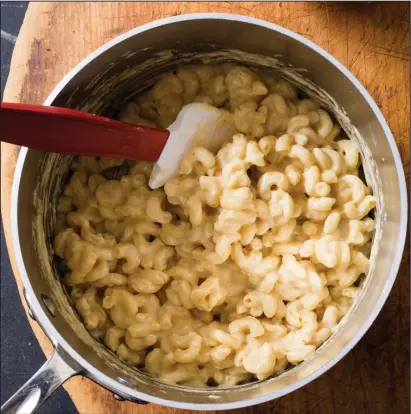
[[54, 64, 376, 386]]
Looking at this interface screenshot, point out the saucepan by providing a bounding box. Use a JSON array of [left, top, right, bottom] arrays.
[[2, 13, 407, 413]]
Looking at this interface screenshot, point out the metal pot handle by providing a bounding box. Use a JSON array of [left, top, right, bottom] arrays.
[[1, 345, 81, 414]]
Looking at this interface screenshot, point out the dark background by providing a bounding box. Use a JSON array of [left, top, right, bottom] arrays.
[[1, 2, 77, 412]]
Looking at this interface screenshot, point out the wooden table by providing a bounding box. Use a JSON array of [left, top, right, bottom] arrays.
[[2, 2, 409, 413]]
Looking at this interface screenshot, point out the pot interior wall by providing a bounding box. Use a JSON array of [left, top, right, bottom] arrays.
[[15, 18, 404, 405]]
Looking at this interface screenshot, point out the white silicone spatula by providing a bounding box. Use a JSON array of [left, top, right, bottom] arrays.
[[0, 102, 236, 189], [149, 103, 235, 188]]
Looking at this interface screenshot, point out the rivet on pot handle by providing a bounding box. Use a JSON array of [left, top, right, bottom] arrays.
[[1, 345, 82, 414]]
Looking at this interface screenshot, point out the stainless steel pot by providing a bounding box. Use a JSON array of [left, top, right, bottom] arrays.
[[2, 14, 407, 413]]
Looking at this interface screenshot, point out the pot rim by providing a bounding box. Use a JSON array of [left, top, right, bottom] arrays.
[[10, 13, 408, 410]]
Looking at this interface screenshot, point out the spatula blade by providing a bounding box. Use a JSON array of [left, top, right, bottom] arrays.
[[149, 103, 236, 189]]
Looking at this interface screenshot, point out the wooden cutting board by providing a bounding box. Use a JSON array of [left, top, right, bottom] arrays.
[[2, 2, 410, 413]]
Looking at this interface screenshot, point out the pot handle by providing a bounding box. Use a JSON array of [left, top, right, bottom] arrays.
[[1, 345, 82, 414]]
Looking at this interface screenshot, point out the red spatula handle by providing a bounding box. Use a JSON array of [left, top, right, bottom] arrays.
[[0, 102, 169, 162]]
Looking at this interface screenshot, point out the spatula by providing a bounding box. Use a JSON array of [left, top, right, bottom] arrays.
[[0, 102, 235, 189]]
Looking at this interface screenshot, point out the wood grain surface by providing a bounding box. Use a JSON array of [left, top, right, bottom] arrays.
[[1, 2, 409, 413]]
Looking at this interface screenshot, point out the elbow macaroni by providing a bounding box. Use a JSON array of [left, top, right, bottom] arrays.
[[54, 63, 376, 387]]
